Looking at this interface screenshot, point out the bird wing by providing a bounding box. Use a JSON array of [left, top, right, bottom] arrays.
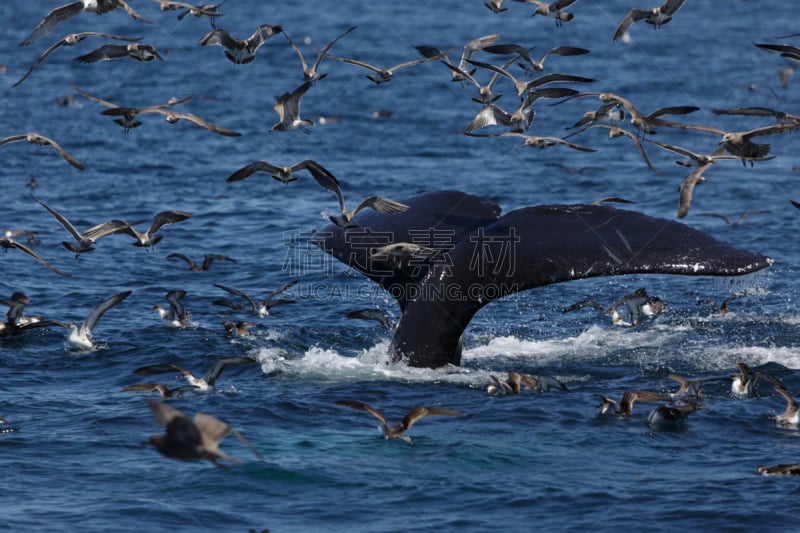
[[117, 0, 152, 23], [198, 28, 237, 48], [202, 356, 254, 385], [612, 8, 651, 41], [401, 406, 464, 430], [147, 210, 192, 235], [213, 284, 257, 312], [0, 134, 28, 146], [165, 289, 187, 319], [247, 24, 283, 51], [676, 166, 708, 219], [663, 0, 687, 16], [305, 160, 346, 212], [312, 25, 357, 71], [133, 363, 186, 376], [167, 252, 194, 268], [201, 254, 234, 269], [74, 44, 131, 63], [264, 280, 299, 309], [81, 289, 131, 335], [227, 160, 282, 182], [147, 398, 187, 426], [36, 135, 84, 169], [20, 1, 84, 46], [1, 237, 71, 277], [70, 84, 120, 108], [32, 196, 84, 242], [158, 111, 241, 137], [336, 399, 388, 427], [14, 36, 75, 87], [351, 196, 409, 218]]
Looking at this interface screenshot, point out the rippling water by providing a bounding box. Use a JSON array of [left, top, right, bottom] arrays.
[[2, 0, 800, 531]]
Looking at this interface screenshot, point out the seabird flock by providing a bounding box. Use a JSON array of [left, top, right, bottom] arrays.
[[2, 0, 800, 476]]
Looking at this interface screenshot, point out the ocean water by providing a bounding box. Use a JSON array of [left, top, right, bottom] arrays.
[[2, 0, 799, 530]]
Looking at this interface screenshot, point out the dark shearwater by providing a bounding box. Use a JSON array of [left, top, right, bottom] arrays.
[[335, 400, 464, 442]]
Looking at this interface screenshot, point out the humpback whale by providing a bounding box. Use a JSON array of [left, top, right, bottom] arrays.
[[314, 190, 772, 368]]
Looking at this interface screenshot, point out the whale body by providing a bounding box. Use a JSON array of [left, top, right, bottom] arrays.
[[314, 190, 772, 368]]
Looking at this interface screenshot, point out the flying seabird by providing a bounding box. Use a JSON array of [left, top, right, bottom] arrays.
[[13, 32, 142, 87], [450, 34, 503, 82], [335, 400, 464, 442], [513, 0, 579, 26], [197, 24, 283, 64], [484, 0, 509, 13], [0, 236, 71, 277], [20, 0, 151, 46], [270, 81, 314, 133], [31, 195, 130, 256], [696, 211, 768, 226], [327, 50, 442, 85], [517, 46, 590, 74], [0, 132, 84, 170], [66, 290, 131, 350], [145, 399, 264, 465], [466, 58, 595, 100], [284, 26, 356, 83], [467, 130, 596, 152], [74, 43, 163, 63], [569, 102, 625, 129], [711, 106, 800, 126], [152, 0, 226, 26], [303, 163, 409, 228], [416, 45, 505, 104], [134, 356, 255, 393], [754, 43, 800, 63], [565, 124, 656, 174], [227, 159, 333, 184], [213, 281, 298, 318], [71, 84, 193, 132], [103, 210, 193, 249], [167, 252, 235, 271], [613, 0, 687, 42]]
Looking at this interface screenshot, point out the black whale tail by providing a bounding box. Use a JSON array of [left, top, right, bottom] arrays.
[[314, 190, 772, 368]]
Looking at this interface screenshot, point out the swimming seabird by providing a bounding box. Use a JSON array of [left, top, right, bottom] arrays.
[[221, 321, 255, 337], [284, 26, 356, 83], [226, 159, 332, 184], [730, 362, 760, 397], [612, 0, 686, 42], [513, 0, 579, 26], [0, 132, 84, 170], [335, 400, 464, 442], [134, 356, 255, 393], [327, 51, 442, 85], [344, 309, 396, 332], [270, 81, 314, 133], [487, 371, 569, 395], [145, 399, 264, 466], [20, 0, 151, 46], [197, 24, 283, 64], [0, 236, 71, 277], [13, 32, 142, 87], [32, 195, 130, 256], [74, 43, 163, 63], [103, 210, 193, 249], [167, 252, 235, 271], [304, 163, 409, 228], [599, 390, 670, 416], [153, 290, 191, 327], [697, 292, 748, 316], [66, 290, 131, 350], [647, 400, 703, 425], [213, 281, 298, 318]]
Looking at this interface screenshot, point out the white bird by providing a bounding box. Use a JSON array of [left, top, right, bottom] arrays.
[[213, 281, 298, 318], [66, 290, 131, 350]]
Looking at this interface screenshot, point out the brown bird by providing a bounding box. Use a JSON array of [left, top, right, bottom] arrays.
[[213, 281, 298, 317], [612, 0, 686, 41], [222, 321, 255, 337], [0, 132, 83, 170], [198, 24, 283, 64], [13, 32, 142, 87], [227, 159, 332, 184], [599, 390, 670, 416], [20, 0, 151, 46], [74, 42, 163, 63], [1, 236, 70, 277], [104, 210, 193, 248], [167, 252, 235, 271], [567, 124, 656, 174], [328, 51, 442, 85], [336, 400, 464, 443], [144, 400, 264, 466], [71, 84, 193, 132]]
